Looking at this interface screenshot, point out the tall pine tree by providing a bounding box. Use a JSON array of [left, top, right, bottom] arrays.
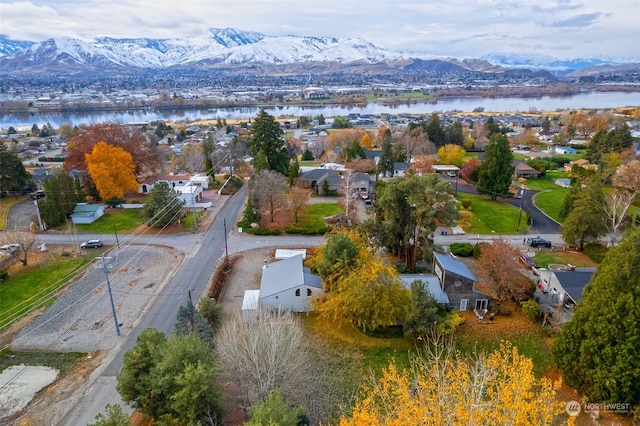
[[249, 109, 290, 174], [477, 134, 514, 200]]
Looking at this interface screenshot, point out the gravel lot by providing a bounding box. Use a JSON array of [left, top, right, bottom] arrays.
[[11, 245, 182, 352]]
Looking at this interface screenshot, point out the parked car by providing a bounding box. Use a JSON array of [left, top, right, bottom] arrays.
[[0, 243, 19, 255], [30, 190, 45, 199], [518, 254, 537, 269], [80, 239, 103, 249], [526, 237, 552, 248], [446, 171, 457, 178]]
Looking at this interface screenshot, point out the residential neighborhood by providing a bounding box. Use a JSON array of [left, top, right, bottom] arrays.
[[1, 105, 639, 425]]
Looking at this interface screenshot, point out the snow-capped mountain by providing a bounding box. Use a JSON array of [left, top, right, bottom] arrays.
[[0, 28, 634, 78], [0, 28, 405, 75], [0, 34, 34, 57], [481, 52, 636, 73]]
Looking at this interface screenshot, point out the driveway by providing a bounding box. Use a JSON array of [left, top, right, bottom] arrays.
[[6, 199, 38, 231]]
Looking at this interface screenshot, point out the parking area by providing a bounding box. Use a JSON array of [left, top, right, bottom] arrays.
[[6, 199, 38, 231]]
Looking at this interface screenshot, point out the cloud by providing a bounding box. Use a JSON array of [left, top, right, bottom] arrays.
[[548, 12, 602, 28]]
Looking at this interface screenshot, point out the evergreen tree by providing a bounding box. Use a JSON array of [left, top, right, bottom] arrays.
[[477, 134, 514, 200], [425, 113, 445, 147], [403, 280, 446, 339], [553, 227, 640, 406], [249, 109, 290, 174], [561, 178, 607, 250], [246, 389, 308, 426], [377, 129, 394, 177], [301, 148, 314, 161], [39, 170, 84, 227], [175, 299, 214, 343], [288, 160, 300, 186], [0, 143, 30, 194], [141, 182, 184, 228]]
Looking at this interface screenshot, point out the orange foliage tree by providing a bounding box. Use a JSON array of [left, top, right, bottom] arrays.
[[85, 141, 139, 200], [64, 123, 161, 177], [341, 339, 564, 426], [476, 238, 532, 305], [360, 133, 373, 150], [327, 129, 366, 151], [410, 154, 435, 176]]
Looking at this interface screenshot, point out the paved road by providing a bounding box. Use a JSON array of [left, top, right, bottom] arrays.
[[5, 198, 38, 231]]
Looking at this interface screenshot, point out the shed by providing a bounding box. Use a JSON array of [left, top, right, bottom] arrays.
[[275, 249, 307, 260], [70, 203, 106, 224], [400, 274, 450, 304], [241, 289, 260, 321]]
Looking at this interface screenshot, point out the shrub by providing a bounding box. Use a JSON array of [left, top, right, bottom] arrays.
[[0, 270, 8, 281], [472, 243, 483, 258], [583, 243, 608, 263], [449, 242, 474, 257], [461, 199, 472, 209], [244, 228, 281, 236], [520, 299, 541, 322]]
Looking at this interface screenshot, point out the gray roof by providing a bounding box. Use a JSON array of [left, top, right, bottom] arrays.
[[260, 255, 322, 297], [434, 252, 476, 282], [555, 268, 596, 303], [394, 162, 410, 171], [400, 274, 449, 304]]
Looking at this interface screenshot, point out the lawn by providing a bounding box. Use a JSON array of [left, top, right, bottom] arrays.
[[74, 208, 143, 233], [296, 203, 341, 228], [522, 172, 570, 223], [0, 253, 92, 329], [528, 249, 598, 269], [0, 195, 28, 230], [455, 193, 521, 234]]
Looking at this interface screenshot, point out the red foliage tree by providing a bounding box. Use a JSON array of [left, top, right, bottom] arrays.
[[64, 123, 161, 177]]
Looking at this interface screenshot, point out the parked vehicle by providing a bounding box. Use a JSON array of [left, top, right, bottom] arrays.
[[446, 171, 457, 178], [30, 190, 45, 199], [518, 254, 537, 269], [526, 237, 552, 248], [80, 239, 103, 249], [0, 244, 19, 255]]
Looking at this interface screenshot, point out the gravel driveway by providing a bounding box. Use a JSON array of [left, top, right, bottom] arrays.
[[11, 245, 182, 352]]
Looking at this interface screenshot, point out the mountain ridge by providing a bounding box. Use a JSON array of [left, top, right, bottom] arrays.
[[0, 28, 637, 78]]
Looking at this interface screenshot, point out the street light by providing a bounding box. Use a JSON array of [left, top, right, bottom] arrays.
[[516, 186, 526, 233]]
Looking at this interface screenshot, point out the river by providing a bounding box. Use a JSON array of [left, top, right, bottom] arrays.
[[2, 91, 640, 129]]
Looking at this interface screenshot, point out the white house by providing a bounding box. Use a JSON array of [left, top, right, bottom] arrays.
[[174, 183, 204, 207], [259, 254, 323, 312]]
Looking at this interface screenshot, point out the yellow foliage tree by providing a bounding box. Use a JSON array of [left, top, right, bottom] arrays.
[[360, 133, 373, 150], [311, 230, 411, 332], [341, 340, 565, 426], [437, 144, 466, 167], [86, 141, 139, 200]]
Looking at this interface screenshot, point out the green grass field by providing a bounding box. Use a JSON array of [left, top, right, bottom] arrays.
[[0, 255, 92, 329], [74, 208, 143, 233], [297, 203, 341, 228], [456, 193, 521, 234]]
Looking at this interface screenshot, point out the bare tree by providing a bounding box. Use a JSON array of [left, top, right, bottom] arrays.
[[309, 133, 329, 160], [614, 159, 640, 192], [398, 126, 435, 159], [214, 309, 312, 407], [338, 170, 358, 218], [604, 189, 636, 246], [253, 170, 288, 223], [0, 231, 36, 266], [287, 187, 310, 224], [173, 143, 204, 173], [470, 120, 489, 149]]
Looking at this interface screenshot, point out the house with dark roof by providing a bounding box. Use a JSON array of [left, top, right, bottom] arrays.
[[297, 169, 342, 193], [393, 162, 410, 177], [352, 172, 374, 195], [259, 254, 324, 313], [433, 252, 491, 311], [514, 162, 542, 178], [535, 266, 596, 323]]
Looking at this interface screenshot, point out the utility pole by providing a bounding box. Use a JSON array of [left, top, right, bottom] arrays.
[[223, 218, 229, 258], [113, 224, 119, 248], [96, 257, 120, 336], [516, 187, 526, 233], [34, 199, 45, 231], [191, 182, 197, 231]]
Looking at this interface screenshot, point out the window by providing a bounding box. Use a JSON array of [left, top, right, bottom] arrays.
[[307, 288, 312, 297], [460, 299, 468, 311], [295, 289, 301, 297], [475, 299, 488, 310]]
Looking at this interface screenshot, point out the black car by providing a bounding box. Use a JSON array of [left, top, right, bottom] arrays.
[[527, 237, 552, 248], [30, 190, 45, 199]]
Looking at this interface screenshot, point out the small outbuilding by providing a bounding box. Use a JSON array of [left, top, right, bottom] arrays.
[[70, 203, 106, 224], [433, 252, 491, 311]]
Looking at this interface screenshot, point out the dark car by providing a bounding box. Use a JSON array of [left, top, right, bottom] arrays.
[[526, 237, 552, 248], [518, 254, 537, 269], [80, 239, 103, 249]]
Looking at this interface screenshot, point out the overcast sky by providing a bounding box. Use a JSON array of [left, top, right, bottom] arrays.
[[1, 0, 638, 60]]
